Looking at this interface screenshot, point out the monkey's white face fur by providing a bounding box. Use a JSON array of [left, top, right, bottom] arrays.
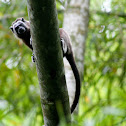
[[13, 21, 26, 35], [10, 18, 30, 38]]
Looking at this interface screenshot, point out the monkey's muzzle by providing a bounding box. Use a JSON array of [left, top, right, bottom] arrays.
[[17, 26, 26, 34]]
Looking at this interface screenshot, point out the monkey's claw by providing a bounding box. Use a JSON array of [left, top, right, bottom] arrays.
[[32, 54, 35, 62]]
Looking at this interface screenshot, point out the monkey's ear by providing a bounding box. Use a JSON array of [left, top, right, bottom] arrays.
[[10, 26, 14, 32], [21, 17, 25, 22]]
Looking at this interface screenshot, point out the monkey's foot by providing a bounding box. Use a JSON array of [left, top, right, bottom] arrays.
[[61, 38, 67, 55]]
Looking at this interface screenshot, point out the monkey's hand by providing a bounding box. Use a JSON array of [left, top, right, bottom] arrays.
[[30, 37, 32, 46], [30, 37, 36, 63]]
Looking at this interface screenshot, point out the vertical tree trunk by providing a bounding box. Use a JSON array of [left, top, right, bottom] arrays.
[[27, 0, 71, 125], [63, 0, 90, 109]]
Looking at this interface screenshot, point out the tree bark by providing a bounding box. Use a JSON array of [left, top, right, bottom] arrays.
[[27, 0, 71, 125], [63, 0, 90, 110]]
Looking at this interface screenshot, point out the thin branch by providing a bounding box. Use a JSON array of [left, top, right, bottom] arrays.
[[92, 10, 126, 18]]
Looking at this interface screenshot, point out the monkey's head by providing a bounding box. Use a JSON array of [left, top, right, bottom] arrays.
[[10, 17, 30, 39]]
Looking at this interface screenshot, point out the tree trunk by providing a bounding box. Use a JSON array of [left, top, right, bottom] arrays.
[[63, 0, 90, 110], [27, 0, 71, 125]]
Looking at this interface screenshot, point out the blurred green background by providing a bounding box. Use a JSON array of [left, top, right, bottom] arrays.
[[0, 0, 126, 126]]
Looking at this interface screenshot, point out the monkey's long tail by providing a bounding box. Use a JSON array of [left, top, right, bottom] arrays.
[[66, 53, 80, 113]]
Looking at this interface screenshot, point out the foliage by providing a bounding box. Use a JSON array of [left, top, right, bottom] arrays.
[[0, 0, 126, 126], [0, 0, 43, 126], [80, 0, 126, 126]]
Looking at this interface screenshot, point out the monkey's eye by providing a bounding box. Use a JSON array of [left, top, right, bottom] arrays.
[[21, 18, 25, 22]]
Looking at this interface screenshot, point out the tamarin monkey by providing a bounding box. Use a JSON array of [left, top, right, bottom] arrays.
[[10, 17, 80, 113]]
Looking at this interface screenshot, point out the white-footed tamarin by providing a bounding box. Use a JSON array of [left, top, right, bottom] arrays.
[[10, 18, 80, 113]]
